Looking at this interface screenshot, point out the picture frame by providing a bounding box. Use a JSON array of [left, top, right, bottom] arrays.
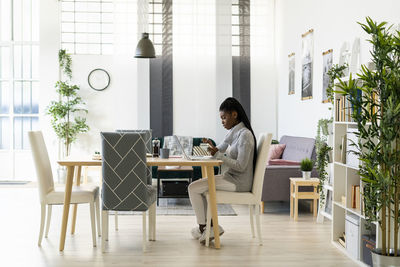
[[301, 29, 314, 100]]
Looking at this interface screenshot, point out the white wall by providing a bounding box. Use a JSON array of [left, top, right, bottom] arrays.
[[251, 0, 277, 140], [275, 0, 400, 139]]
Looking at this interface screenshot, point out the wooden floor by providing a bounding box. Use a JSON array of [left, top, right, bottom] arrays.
[[0, 186, 357, 267]]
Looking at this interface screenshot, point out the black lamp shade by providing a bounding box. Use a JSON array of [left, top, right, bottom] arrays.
[[135, 33, 156, 58]]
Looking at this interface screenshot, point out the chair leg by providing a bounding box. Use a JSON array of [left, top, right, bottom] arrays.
[[95, 197, 101, 237], [101, 210, 108, 253], [89, 202, 97, 247], [249, 205, 255, 238], [115, 211, 118, 231], [38, 204, 46, 246], [142, 211, 147, 252], [261, 201, 265, 214], [105, 210, 109, 241], [205, 200, 212, 247], [148, 202, 156, 241], [255, 204, 263, 246], [45, 205, 52, 238]]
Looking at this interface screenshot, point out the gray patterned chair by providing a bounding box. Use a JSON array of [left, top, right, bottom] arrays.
[[113, 130, 152, 230], [101, 132, 157, 252]]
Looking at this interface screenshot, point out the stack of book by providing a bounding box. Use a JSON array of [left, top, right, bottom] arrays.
[[351, 185, 360, 210], [339, 232, 346, 248], [335, 96, 352, 122]]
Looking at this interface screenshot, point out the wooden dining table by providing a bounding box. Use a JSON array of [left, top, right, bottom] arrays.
[[57, 157, 223, 251]]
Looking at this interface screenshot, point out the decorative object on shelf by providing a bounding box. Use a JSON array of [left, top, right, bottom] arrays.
[[134, 32, 156, 58], [340, 134, 347, 164], [46, 49, 89, 164], [160, 148, 170, 159], [336, 17, 400, 263], [349, 37, 360, 74], [338, 41, 351, 76], [300, 158, 313, 179], [288, 52, 295, 95], [301, 29, 314, 100], [88, 68, 110, 91], [322, 49, 333, 103]]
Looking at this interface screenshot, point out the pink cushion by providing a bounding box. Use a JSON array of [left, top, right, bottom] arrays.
[[268, 159, 301, 166], [266, 144, 286, 162]]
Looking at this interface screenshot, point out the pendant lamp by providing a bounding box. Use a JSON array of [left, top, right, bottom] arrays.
[[134, 33, 156, 58]]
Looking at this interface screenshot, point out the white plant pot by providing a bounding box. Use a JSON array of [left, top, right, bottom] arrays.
[[302, 171, 311, 180], [372, 249, 400, 267]]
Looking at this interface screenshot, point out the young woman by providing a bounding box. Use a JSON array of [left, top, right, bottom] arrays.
[[188, 97, 257, 243]]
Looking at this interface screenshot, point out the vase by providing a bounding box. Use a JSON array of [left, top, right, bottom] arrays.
[[372, 249, 400, 267], [302, 171, 311, 180]]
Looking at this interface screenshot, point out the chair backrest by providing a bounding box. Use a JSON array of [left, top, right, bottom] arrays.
[[101, 132, 149, 211], [116, 129, 152, 184], [251, 133, 273, 199], [28, 131, 55, 203]]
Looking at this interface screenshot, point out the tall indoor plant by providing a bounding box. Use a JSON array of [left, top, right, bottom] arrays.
[[336, 17, 400, 265], [47, 50, 89, 158]]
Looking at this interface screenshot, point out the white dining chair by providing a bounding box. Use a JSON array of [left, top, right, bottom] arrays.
[[28, 131, 101, 247], [204, 133, 272, 247]]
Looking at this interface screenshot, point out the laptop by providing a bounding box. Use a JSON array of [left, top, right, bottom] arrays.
[[174, 135, 213, 160]]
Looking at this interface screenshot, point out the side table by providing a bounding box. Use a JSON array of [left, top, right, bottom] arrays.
[[290, 177, 319, 221]]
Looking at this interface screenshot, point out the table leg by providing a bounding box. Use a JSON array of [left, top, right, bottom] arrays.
[[313, 186, 318, 217], [71, 166, 82, 235], [59, 165, 75, 251], [201, 166, 207, 179], [294, 185, 298, 221], [290, 181, 293, 218], [206, 166, 220, 249]]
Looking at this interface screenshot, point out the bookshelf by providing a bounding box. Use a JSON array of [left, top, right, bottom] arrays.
[[331, 83, 379, 266]]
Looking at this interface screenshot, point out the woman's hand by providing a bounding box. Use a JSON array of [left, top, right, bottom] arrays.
[[202, 138, 218, 156]]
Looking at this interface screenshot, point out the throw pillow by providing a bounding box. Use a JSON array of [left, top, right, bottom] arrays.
[[268, 159, 301, 166], [266, 144, 286, 163]]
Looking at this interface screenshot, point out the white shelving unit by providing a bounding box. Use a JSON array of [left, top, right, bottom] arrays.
[[331, 90, 379, 266]]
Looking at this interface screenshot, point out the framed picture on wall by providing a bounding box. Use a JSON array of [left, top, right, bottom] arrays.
[[301, 29, 314, 100], [288, 53, 295, 95], [322, 49, 333, 103]]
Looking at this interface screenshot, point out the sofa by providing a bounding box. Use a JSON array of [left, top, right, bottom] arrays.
[[261, 135, 319, 205]]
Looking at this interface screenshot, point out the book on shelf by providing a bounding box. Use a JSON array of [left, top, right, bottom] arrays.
[[335, 93, 362, 122], [351, 185, 360, 210]]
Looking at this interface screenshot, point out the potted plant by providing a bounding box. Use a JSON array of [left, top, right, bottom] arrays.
[[300, 158, 313, 180], [47, 50, 89, 160], [336, 17, 400, 266], [315, 63, 347, 206]]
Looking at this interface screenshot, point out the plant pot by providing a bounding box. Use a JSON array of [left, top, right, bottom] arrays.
[[302, 171, 311, 180], [372, 249, 400, 267]]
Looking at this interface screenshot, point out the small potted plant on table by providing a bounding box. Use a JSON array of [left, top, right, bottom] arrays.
[[300, 158, 313, 180]]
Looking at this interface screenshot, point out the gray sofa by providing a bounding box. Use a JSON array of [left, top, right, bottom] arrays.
[[261, 135, 319, 204]]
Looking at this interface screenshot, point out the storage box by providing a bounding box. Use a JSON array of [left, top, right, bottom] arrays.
[[346, 213, 360, 259], [161, 180, 189, 196], [362, 235, 376, 266]]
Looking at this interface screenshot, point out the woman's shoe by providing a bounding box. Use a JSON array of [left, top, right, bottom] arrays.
[[191, 227, 202, 239], [199, 225, 224, 244]]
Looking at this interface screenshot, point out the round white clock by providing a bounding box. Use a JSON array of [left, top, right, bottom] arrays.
[[88, 68, 110, 91]]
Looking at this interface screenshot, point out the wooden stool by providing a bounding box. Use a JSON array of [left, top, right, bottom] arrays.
[[290, 177, 319, 221]]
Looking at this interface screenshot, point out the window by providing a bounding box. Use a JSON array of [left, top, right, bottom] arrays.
[[148, 0, 163, 55], [61, 0, 114, 55], [0, 0, 39, 180]]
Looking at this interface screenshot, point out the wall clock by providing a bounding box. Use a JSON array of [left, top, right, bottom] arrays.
[[88, 68, 110, 91]]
